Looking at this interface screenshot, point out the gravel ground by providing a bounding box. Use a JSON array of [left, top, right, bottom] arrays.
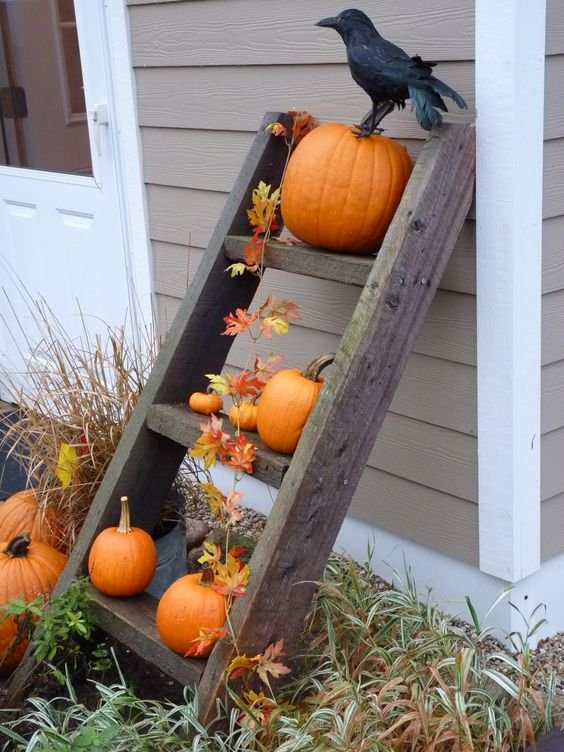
[[181, 478, 564, 702]]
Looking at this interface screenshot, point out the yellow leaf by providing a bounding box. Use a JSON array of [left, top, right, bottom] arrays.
[[205, 373, 229, 395], [54, 442, 79, 489], [225, 262, 246, 277]]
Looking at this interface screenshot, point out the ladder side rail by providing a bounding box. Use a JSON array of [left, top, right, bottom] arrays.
[[198, 123, 476, 724]]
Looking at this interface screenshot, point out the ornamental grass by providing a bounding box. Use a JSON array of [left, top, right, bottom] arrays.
[[0, 294, 157, 552], [0, 556, 557, 751]]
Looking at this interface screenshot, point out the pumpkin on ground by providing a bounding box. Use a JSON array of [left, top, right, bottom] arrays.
[[0, 533, 67, 675], [189, 392, 224, 415], [281, 122, 413, 254], [0, 489, 60, 549], [88, 496, 157, 597], [156, 567, 226, 658], [256, 354, 335, 454], [228, 400, 258, 432]]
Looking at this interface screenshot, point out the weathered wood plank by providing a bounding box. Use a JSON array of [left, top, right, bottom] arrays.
[[197, 122, 476, 723], [5, 111, 292, 706], [91, 590, 205, 686], [225, 235, 375, 286], [147, 404, 291, 489]]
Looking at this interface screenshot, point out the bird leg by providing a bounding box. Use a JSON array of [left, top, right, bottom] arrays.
[[352, 101, 395, 138]]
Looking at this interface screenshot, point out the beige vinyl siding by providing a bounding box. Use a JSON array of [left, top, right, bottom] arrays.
[[129, 0, 481, 564], [541, 3, 564, 560]]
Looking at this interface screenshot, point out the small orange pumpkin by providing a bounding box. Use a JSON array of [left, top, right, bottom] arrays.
[[156, 566, 226, 657], [88, 496, 157, 597], [188, 392, 224, 415], [0, 533, 67, 675], [228, 400, 258, 432], [0, 489, 60, 549], [281, 122, 412, 254], [256, 354, 334, 454]]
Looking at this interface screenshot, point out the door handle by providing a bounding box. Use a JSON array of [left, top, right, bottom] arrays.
[[90, 103, 109, 156]]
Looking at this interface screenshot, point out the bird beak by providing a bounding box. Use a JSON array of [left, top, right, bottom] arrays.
[[316, 15, 339, 29]]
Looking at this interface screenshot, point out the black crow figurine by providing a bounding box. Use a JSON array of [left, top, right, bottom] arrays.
[[316, 8, 467, 135]]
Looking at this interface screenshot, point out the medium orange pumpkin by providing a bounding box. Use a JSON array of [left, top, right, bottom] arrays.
[[88, 496, 157, 597], [228, 400, 258, 432], [0, 489, 60, 549], [0, 533, 67, 675], [189, 392, 224, 415], [281, 122, 413, 254], [256, 354, 334, 454], [156, 567, 226, 657]]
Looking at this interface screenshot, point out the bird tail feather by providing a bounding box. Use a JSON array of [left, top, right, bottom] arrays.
[[429, 76, 467, 110], [408, 85, 443, 131]]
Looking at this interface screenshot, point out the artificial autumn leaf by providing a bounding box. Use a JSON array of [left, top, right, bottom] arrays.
[[223, 434, 257, 474], [213, 553, 250, 598], [260, 316, 289, 339], [54, 442, 79, 489], [259, 294, 300, 324], [205, 373, 229, 395], [227, 653, 258, 681], [198, 540, 222, 569], [225, 262, 247, 277], [274, 236, 306, 247], [239, 691, 279, 729], [254, 353, 283, 384], [222, 308, 259, 337], [186, 626, 229, 658], [255, 639, 292, 687], [225, 370, 262, 400], [247, 181, 280, 234], [223, 490, 244, 525], [266, 122, 288, 139], [189, 415, 229, 469], [200, 483, 226, 521], [289, 109, 319, 146], [243, 231, 264, 272]]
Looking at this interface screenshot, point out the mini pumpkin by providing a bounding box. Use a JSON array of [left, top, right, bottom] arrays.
[[88, 496, 157, 597], [281, 122, 413, 254], [228, 400, 258, 432], [156, 566, 226, 657], [256, 354, 334, 454], [0, 533, 67, 675], [0, 489, 60, 549], [188, 391, 224, 415]]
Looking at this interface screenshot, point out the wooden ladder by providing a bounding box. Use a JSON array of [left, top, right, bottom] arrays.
[[7, 111, 475, 723]]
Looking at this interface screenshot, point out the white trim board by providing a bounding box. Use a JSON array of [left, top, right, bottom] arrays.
[[475, 0, 546, 580], [100, 0, 154, 340], [210, 466, 564, 646]]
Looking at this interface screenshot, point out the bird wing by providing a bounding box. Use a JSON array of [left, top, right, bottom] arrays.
[[347, 38, 431, 84]]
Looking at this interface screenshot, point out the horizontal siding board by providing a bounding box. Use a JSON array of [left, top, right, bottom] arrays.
[[545, 57, 564, 139], [129, 0, 474, 65], [350, 467, 479, 564], [541, 427, 564, 501], [543, 138, 564, 218], [541, 360, 564, 435], [135, 63, 474, 141], [541, 494, 564, 560], [543, 216, 564, 295], [546, 0, 564, 55]]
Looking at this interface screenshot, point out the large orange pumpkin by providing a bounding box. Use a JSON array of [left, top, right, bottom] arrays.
[[156, 567, 226, 657], [0, 489, 60, 549], [229, 400, 259, 433], [88, 496, 157, 597], [256, 354, 334, 454], [281, 122, 412, 254], [0, 533, 67, 675]]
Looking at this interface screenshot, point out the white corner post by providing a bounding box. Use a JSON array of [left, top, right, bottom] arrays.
[[476, 0, 546, 580]]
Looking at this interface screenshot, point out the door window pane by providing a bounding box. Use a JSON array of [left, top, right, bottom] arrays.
[[0, 0, 92, 175]]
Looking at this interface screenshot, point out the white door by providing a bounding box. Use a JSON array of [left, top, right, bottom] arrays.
[[0, 0, 138, 398]]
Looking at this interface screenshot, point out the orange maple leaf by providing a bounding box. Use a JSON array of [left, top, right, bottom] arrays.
[[254, 354, 283, 385], [289, 109, 319, 146], [189, 415, 229, 469], [243, 231, 265, 272], [259, 295, 300, 323], [247, 181, 280, 234], [266, 122, 289, 139], [222, 434, 257, 474], [238, 690, 279, 729], [227, 653, 257, 681], [226, 370, 262, 400], [222, 308, 259, 337], [213, 553, 250, 598], [186, 626, 229, 658]]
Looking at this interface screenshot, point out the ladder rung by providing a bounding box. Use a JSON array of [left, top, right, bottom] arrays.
[[147, 403, 291, 489], [224, 235, 374, 286], [90, 589, 204, 686]]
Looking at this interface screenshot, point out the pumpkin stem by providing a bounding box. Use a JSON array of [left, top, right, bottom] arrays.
[[3, 533, 32, 558], [302, 353, 335, 382], [199, 564, 215, 587], [117, 496, 132, 534]]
